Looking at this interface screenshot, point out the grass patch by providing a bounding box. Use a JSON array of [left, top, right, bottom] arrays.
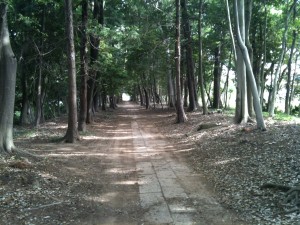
[[263, 111, 300, 122], [79, 130, 96, 136], [223, 108, 235, 116], [14, 128, 37, 138]]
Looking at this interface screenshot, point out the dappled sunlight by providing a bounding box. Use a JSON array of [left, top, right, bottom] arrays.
[[169, 205, 197, 213], [45, 152, 108, 157], [83, 135, 132, 141], [38, 172, 58, 180], [213, 157, 240, 165], [84, 192, 118, 203], [175, 148, 194, 153], [105, 168, 136, 174], [113, 180, 138, 185]]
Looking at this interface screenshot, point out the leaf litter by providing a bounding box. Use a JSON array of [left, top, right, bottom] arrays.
[[156, 110, 300, 225]]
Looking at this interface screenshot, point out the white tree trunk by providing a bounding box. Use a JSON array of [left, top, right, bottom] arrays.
[[234, 0, 248, 124], [234, 0, 266, 130], [0, 4, 17, 153], [268, 1, 296, 117]]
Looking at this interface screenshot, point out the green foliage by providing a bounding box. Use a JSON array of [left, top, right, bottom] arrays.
[[263, 111, 300, 121], [5, 0, 299, 125]]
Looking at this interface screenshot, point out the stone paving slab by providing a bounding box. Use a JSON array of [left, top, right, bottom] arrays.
[[129, 114, 245, 225], [138, 174, 161, 194], [139, 192, 164, 208], [136, 161, 155, 175], [161, 186, 188, 199], [155, 169, 176, 178], [143, 204, 173, 224]]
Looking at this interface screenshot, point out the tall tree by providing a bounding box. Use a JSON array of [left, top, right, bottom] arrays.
[[64, 0, 79, 142], [212, 44, 222, 109], [234, 0, 266, 130], [245, 0, 253, 117], [198, 0, 208, 114], [78, 0, 89, 132], [86, 0, 103, 123], [285, 3, 297, 114], [34, 6, 46, 127], [175, 0, 187, 123], [268, 0, 297, 117], [0, 3, 17, 153], [234, 0, 248, 124], [181, 0, 197, 112]]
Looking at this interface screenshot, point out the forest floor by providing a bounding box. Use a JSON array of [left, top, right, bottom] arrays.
[[0, 102, 300, 225]]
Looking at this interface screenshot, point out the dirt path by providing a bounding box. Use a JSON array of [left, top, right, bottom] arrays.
[[2, 102, 247, 225], [77, 102, 245, 224]]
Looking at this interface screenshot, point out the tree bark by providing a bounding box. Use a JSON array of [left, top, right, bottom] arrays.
[[259, 0, 267, 105], [144, 88, 150, 109], [181, 0, 197, 112], [19, 43, 32, 125], [167, 46, 175, 108], [289, 54, 299, 112], [213, 45, 222, 109], [198, 0, 207, 114], [285, 29, 297, 114], [87, 0, 103, 123], [78, 0, 89, 132], [35, 7, 46, 127], [0, 4, 17, 153], [101, 92, 107, 110], [225, 0, 237, 62], [224, 49, 233, 108], [234, 0, 266, 130], [234, 0, 248, 124], [64, 0, 79, 142], [175, 0, 187, 123], [245, 0, 253, 117], [269, 0, 296, 117]]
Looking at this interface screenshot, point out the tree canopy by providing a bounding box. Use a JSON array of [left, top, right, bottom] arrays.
[[0, 0, 299, 150]]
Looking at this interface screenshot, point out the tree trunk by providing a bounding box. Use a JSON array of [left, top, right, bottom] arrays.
[[64, 0, 79, 142], [35, 7, 46, 127], [223, 49, 233, 109], [183, 79, 188, 107], [0, 4, 17, 153], [93, 92, 100, 112], [198, 0, 208, 115], [144, 88, 150, 109], [138, 84, 144, 106], [289, 54, 299, 112], [181, 0, 197, 112], [234, 0, 266, 130], [234, 0, 248, 124], [19, 44, 32, 125], [213, 45, 222, 109], [245, 0, 253, 117], [101, 91, 107, 110], [259, 0, 267, 104], [269, 0, 296, 117], [78, 0, 88, 132], [168, 67, 175, 108], [285, 29, 297, 114], [175, 0, 187, 123], [166, 45, 175, 108], [87, 0, 103, 123]]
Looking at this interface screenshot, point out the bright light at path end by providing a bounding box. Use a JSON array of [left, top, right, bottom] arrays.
[[122, 93, 131, 101]]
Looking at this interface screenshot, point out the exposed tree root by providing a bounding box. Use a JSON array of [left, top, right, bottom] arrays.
[[261, 183, 291, 192], [261, 183, 300, 213], [12, 148, 44, 160]]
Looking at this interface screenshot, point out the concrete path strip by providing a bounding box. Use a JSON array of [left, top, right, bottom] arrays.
[[125, 105, 244, 225]]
